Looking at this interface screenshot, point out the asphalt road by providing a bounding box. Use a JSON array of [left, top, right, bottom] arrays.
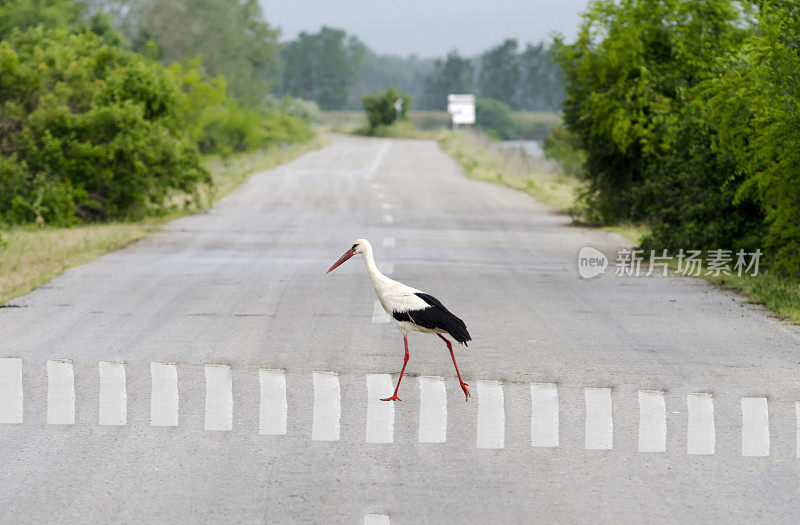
[[1, 134, 800, 524]]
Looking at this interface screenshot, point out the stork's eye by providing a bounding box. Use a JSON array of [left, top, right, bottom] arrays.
[[351, 243, 359, 252]]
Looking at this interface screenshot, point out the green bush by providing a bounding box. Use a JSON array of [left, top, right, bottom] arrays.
[[0, 27, 210, 225], [362, 87, 411, 132], [551, 0, 785, 267], [169, 60, 314, 156], [475, 98, 515, 140]]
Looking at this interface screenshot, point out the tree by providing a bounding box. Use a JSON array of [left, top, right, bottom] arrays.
[[352, 51, 434, 109], [553, 0, 750, 226], [708, 0, 800, 276], [518, 42, 563, 111], [0, 27, 210, 225], [0, 0, 83, 40], [107, 0, 280, 106], [279, 27, 366, 110], [478, 39, 520, 108], [475, 98, 515, 139], [421, 51, 474, 110]]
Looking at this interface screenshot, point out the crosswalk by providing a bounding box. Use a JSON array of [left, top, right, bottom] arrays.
[[0, 357, 798, 458]]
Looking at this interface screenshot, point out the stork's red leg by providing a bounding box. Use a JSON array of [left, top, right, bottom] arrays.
[[438, 334, 470, 402], [381, 335, 410, 401]]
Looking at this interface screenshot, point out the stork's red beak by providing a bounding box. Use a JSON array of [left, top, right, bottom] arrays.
[[326, 250, 354, 274]]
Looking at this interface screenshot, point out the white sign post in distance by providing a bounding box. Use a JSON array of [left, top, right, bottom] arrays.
[[447, 94, 476, 128]]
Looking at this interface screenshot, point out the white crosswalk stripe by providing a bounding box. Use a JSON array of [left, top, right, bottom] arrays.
[[366, 374, 394, 443], [312, 371, 340, 441], [741, 397, 770, 457], [205, 364, 232, 431], [530, 383, 559, 447], [98, 361, 127, 426], [47, 359, 75, 425], [638, 390, 666, 453], [150, 362, 178, 427], [796, 401, 800, 459], [364, 513, 391, 525], [259, 369, 287, 435], [687, 393, 715, 455], [418, 376, 447, 443], [0, 357, 23, 424], [584, 387, 613, 450], [477, 380, 504, 449], [9, 358, 800, 458]]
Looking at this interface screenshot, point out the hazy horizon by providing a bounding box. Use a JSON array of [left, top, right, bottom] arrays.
[[260, 0, 588, 57]]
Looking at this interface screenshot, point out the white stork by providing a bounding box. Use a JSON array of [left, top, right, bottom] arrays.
[[326, 239, 472, 402]]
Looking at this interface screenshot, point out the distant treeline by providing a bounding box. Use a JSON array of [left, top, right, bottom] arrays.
[[275, 27, 564, 112], [552, 0, 800, 278]]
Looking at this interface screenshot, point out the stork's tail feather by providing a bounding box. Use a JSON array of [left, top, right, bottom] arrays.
[[450, 321, 471, 347]]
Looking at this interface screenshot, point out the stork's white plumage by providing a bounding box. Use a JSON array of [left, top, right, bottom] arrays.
[[326, 239, 472, 402]]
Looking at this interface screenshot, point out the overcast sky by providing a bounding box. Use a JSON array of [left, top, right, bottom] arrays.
[[260, 0, 589, 57]]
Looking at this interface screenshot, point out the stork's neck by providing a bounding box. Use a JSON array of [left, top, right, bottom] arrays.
[[361, 242, 392, 292]]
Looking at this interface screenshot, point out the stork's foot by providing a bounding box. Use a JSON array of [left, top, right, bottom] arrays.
[[381, 395, 402, 402], [460, 382, 471, 402]]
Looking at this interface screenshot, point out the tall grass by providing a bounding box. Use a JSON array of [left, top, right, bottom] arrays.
[[438, 129, 581, 212]]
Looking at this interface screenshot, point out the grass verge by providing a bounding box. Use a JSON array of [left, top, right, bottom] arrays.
[[438, 129, 580, 211], [704, 270, 800, 324], [0, 138, 324, 304]]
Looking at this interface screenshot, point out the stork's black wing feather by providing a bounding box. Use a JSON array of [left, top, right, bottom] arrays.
[[392, 292, 471, 346]]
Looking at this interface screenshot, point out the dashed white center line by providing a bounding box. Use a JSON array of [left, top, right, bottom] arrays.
[[98, 361, 126, 426], [382, 237, 396, 248], [364, 513, 391, 525], [741, 396, 770, 457], [585, 387, 613, 449], [530, 383, 559, 447], [477, 380, 505, 449], [0, 358, 23, 424], [150, 362, 178, 427], [378, 262, 394, 275], [366, 374, 394, 443], [372, 301, 391, 323], [638, 390, 666, 452], [418, 376, 447, 443], [796, 402, 800, 458], [382, 214, 394, 224], [376, 192, 386, 199], [368, 141, 389, 172], [47, 359, 75, 425], [204, 364, 232, 431], [259, 369, 287, 435], [312, 371, 341, 441], [687, 393, 715, 455], [381, 203, 394, 209]]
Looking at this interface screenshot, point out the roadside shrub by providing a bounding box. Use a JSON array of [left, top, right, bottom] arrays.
[[169, 60, 315, 156], [362, 86, 411, 132], [475, 98, 515, 140], [553, 1, 771, 254], [0, 27, 209, 225]]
